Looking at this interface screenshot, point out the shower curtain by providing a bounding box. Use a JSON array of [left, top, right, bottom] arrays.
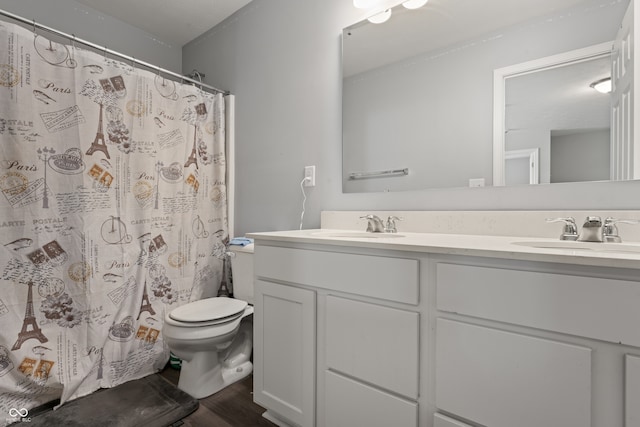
[[0, 20, 228, 422]]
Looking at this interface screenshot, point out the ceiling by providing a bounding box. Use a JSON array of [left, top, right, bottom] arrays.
[[73, 0, 253, 47], [74, 0, 586, 52]]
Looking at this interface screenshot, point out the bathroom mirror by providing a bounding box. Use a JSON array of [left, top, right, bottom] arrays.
[[342, 0, 630, 193]]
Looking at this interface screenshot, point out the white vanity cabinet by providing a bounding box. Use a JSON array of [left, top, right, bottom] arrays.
[[253, 243, 420, 427], [251, 231, 640, 427]]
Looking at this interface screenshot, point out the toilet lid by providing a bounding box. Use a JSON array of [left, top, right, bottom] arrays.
[[169, 297, 248, 323]]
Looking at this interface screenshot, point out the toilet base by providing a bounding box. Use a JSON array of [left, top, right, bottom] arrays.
[[179, 359, 253, 399], [176, 318, 253, 399], [178, 354, 253, 399]]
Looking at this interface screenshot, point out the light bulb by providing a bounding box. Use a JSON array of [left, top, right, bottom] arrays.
[[590, 77, 612, 94], [402, 0, 428, 9], [368, 9, 392, 24]]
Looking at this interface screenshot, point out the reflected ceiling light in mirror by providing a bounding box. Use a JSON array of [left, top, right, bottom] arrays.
[[589, 77, 612, 94], [353, 0, 384, 9], [368, 9, 392, 24], [402, 0, 428, 9]]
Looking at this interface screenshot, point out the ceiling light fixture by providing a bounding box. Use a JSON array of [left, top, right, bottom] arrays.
[[402, 0, 429, 9], [590, 77, 612, 94]]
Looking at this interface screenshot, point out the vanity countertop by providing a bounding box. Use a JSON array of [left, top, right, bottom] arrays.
[[246, 229, 640, 270]]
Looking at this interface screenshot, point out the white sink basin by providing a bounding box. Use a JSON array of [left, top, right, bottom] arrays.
[[311, 231, 405, 239], [512, 240, 640, 254]]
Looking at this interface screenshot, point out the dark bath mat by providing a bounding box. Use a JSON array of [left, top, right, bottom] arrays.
[[27, 374, 198, 427]]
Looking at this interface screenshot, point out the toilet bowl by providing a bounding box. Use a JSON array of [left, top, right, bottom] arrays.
[[162, 243, 255, 399], [163, 297, 253, 398]]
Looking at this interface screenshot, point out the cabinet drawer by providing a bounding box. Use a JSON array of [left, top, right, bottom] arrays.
[[437, 263, 640, 346], [326, 296, 419, 399], [256, 245, 419, 304], [434, 413, 472, 427], [325, 370, 417, 427], [436, 318, 591, 427], [626, 355, 640, 427]]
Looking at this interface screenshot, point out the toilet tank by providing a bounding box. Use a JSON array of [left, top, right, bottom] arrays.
[[229, 243, 254, 305]]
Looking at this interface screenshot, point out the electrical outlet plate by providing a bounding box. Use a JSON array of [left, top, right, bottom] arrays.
[[469, 178, 485, 187], [304, 165, 316, 187]]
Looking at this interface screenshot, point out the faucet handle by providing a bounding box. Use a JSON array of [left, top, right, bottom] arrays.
[[603, 217, 639, 243], [360, 215, 384, 232], [545, 217, 578, 241], [385, 216, 403, 233], [604, 217, 640, 225]]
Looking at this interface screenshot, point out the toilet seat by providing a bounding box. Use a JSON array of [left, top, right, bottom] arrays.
[[168, 297, 248, 327]]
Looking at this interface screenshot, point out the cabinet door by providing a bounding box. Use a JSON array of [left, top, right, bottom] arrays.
[[436, 318, 591, 427], [254, 280, 316, 427]]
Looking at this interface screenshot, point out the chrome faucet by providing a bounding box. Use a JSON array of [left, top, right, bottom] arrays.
[[384, 216, 402, 233], [546, 217, 578, 241], [577, 216, 604, 242], [360, 214, 403, 233], [548, 216, 639, 242], [360, 215, 385, 233]]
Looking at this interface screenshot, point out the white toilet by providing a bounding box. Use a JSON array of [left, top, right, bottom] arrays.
[[162, 244, 255, 398]]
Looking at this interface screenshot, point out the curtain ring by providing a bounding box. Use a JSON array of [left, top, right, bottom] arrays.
[[193, 70, 203, 90], [68, 34, 76, 63], [157, 67, 166, 86], [131, 56, 135, 71]]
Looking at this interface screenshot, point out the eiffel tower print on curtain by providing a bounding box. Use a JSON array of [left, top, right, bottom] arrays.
[[86, 103, 111, 159], [12, 281, 48, 351], [184, 124, 199, 169], [137, 280, 156, 320]]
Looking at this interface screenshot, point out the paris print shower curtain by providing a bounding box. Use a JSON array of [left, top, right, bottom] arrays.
[[0, 21, 228, 421]]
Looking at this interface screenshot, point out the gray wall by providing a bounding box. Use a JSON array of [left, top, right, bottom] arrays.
[[184, 0, 640, 237], [551, 130, 610, 183], [0, 0, 181, 71]]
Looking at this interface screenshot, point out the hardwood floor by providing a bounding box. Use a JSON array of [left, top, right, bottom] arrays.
[[160, 366, 276, 427]]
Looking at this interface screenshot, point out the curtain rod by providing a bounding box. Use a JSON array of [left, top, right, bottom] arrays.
[[0, 7, 229, 95]]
